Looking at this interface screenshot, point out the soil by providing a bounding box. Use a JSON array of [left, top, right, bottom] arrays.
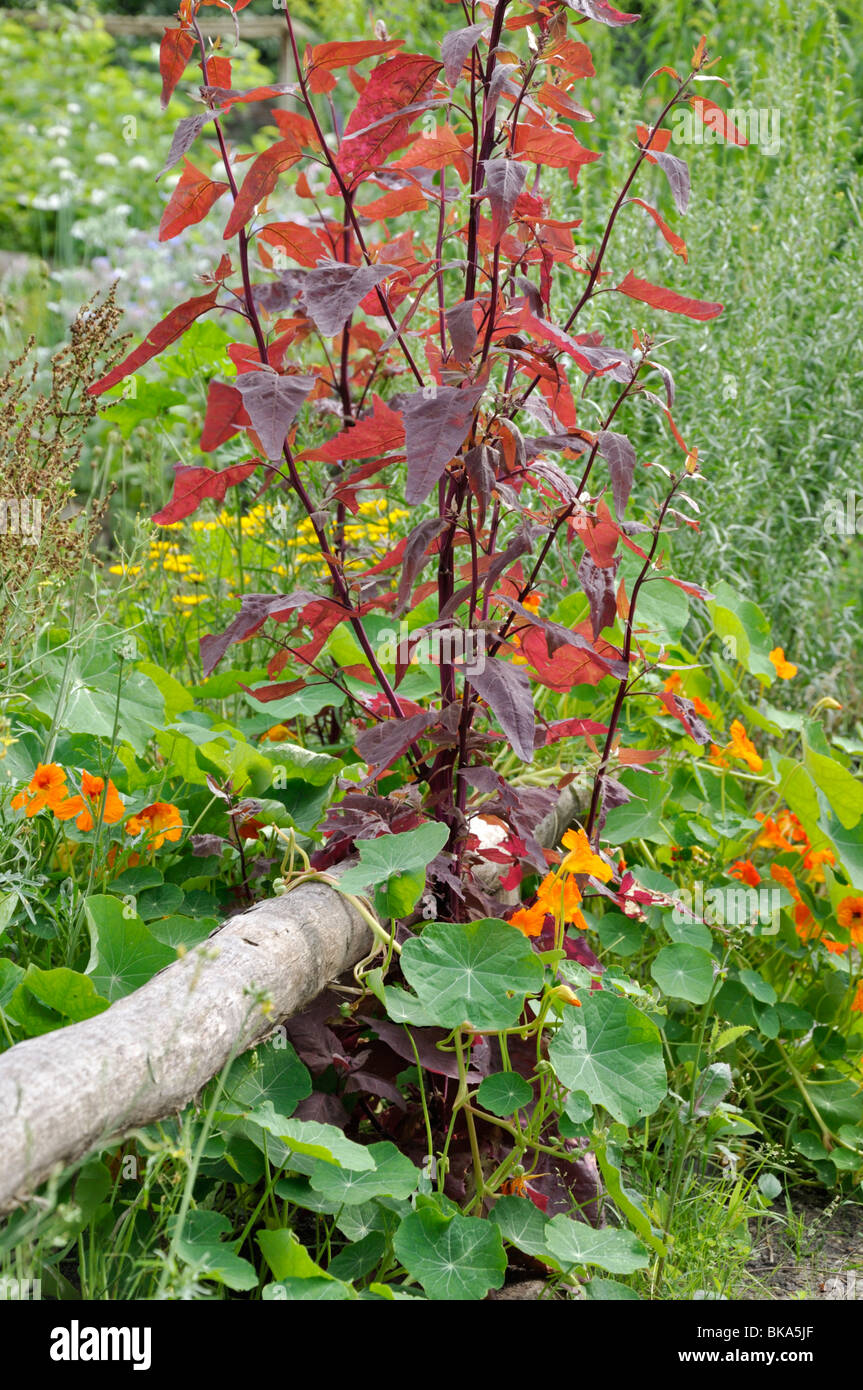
[[747, 1191, 863, 1299]]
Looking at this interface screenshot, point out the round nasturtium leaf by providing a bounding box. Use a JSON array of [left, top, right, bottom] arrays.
[[650, 942, 715, 1005], [548, 989, 666, 1126], [398, 919, 545, 1031], [477, 1071, 534, 1117], [308, 1141, 419, 1206], [392, 1208, 506, 1301], [544, 1216, 650, 1275]]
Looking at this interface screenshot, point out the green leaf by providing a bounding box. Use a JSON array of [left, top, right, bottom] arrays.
[[707, 581, 774, 680], [170, 1210, 257, 1292], [257, 1228, 331, 1282], [488, 1195, 555, 1263], [263, 1278, 355, 1300], [476, 1071, 534, 1117], [803, 737, 863, 830], [308, 1142, 419, 1206], [395, 918, 545, 1031], [328, 1232, 386, 1282], [687, 1061, 733, 1118], [221, 1039, 312, 1120], [5, 965, 110, 1036], [594, 1139, 666, 1255], [392, 1208, 506, 1301], [373, 866, 427, 920], [544, 1216, 650, 1274], [136, 660, 194, 724], [712, 1024, 752, 1052], [738, 969, 777, 1005], [548, 990, 666, 1125], [147, 914, 218, 950], [651, 943, 714, 1004], [338, 822, 450, 895], [584, 1277, 641, 1300], [247, 1107, 376, 1170], [84, 895, 175, 1000], [597, 911, 643, 957]]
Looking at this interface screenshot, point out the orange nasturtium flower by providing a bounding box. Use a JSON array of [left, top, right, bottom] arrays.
[[54, 770, 125, 832], [260, 723, 290, 743], [11, 762, 72, 817], [754, 813, 796, 854], [837, 896, 863, 947], [691, 696, 714, 720], [560, 827, 613, 883], [770, 863, 801, 901], [769, 647, 798, 679], [726, 720, 763, 773], [708, 743, 729, 769], [851, 982, 863, 1015], [662, 671, 683, 694], [729, 859, 760, 887], [803, 847, 836, 882], [125, 801, 183, 850]]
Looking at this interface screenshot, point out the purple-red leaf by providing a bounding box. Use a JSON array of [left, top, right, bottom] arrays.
[[398, 384, 485, 506], [647, 149, 691, 215], [446, 300, 480, 362], [233, 370, 316, 460], [596, 429, 637, 517], [578, 550, 620, 640], [300, 260, 401, 336], [441, 23, 486, 86], [356, 711, 434, 777], [468, 657, 536, 764], [157, 113, 216, 181], [561, 0, 640, 25], [482, 159, 528, 245]]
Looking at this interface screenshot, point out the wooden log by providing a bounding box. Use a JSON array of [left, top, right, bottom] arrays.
[[0, 880, 372, 1212]]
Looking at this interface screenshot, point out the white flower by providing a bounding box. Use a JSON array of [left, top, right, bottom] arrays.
[[46, 124, 71, 140], [67, 102, 82, 114], [95, 152, 119, 167], [128, 155, 150, 171]]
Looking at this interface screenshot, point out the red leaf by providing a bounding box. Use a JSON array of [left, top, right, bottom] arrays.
[[627, 197, 687, 261], [356, 182, 428, 220], [616, 270, 722, 321], [258, 221, 329, 268], [160, 28, 195, 110], [307, 38, 405, 94], [87, 289, 218, 396], [691, 96, 748, 146], [355, 711, 434, 778], [543, 717, 610, 745], [550, 40, 596, 79], [223, 139, 302, 240], [337, 53, 443, 185], [513, 123, 599, 170], [393, 125, 467, 173], [301, 394, 405, 463], [596, 429, 637, 517], [200, 380, 249, 452], [210, 84, 296, 113], [522, 621, 624, 692], [151, 460, 260, 525], [158, 159, 229, 242], [202, 55, 232, 89]]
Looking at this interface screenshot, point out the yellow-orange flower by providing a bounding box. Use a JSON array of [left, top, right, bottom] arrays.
[[769, 647, 798, 679], [726, 720, 763, 773], [560, 827, 613, 883], [837, 896, 863, 947], [708, 743, 729, 769], [511, 903, 548, 938], [729, 859, 760, 887], [692, 696, 714, 720], [803, 847, 835, 883], [537, 871, 588, 928], [755, 813, 796, 854], [260, 724, 290, 743], [662, 671, 683, 694], [54, 770, 125, 832], [770, 863, 801, 902], [11, 763, 73, 817], [125, 801, 183, 850], [851, 982, 863, 1014]]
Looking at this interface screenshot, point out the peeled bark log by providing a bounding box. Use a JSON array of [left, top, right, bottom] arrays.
[[0, 881, 373, 1212]]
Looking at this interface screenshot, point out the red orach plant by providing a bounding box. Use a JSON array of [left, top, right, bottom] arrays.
[[90, 1, 744, 925]]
